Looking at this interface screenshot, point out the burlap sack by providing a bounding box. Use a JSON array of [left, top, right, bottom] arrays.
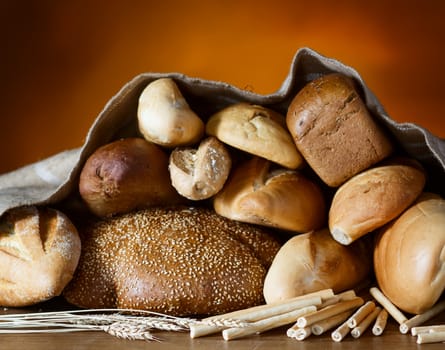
[[0, 47, 444, 217]]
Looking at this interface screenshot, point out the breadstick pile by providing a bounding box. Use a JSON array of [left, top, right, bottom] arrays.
[[191, 286, 445, 344]]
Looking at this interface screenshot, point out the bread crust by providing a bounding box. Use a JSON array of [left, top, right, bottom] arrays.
[[374, 195, 445, 314], [329, 160, 426, 245], [0, 206, 81, 307], [286, 73, 393, 187], [63, 206, 281, 316], [263, 229, 371, 304], [213, 157, 326, 232]]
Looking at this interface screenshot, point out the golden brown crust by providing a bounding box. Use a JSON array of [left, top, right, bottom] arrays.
[[329, 159, 426, 245], [263, 229, 372, 304], [373, 195, 445, 314], [0, 206, 81, 307], [63, 206, 281, 316], [213, 157, 326, 233], [79, 137, 183, 217], [286, 73, 393, 187], [206, 103, 303, 169]]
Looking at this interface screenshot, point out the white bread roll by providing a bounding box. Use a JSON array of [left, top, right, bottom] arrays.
[[0, 206, 81, 307], [63, 206, 281, 316], [329, 158, 426, 245], [137, 78, 204, 147], [263, 229, 371, 304], [374, 193, 445, 314], [169, 136, 232, 200], [206, 102, 303, 169], [213, 157, 326, 233]]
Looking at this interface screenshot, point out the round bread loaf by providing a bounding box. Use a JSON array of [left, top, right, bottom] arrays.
[[0, 206, 81, 307], [206, 102, 303, 169], [79, 137, 183, 217], [329, 158, 426, 245], [213, 157, 326, 233], [63, 206, 281, 316], [263, 229, 372, 304], [286, 73, 393, 187], [374, 194, 445, 314]]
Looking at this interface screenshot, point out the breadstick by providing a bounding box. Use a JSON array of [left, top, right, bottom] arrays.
[[331, 320, 351, 342], [190, 292, 325, 338], [347, 301, 376, 328], [287, 326, 312, 340], [411, 325, 445, 336], [319, 290, 357, 308], [297, 297, 364, 328], [311, 310, 354, 335], [400, 300, 445, 334], [369, 287, 407, 325], [222, 305, 316, 341], [351, 306, 382, 338], [417, 331, 445, 344], [372, 309, 388, 336]]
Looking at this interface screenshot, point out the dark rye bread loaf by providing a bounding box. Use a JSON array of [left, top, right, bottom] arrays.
[[63, 206, 281, 316]]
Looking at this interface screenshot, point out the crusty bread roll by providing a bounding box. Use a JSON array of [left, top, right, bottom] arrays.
[[329, 158, 426, 245], [0, 206, 81, 307], [374, 194, 445, 314], [286, 73, 393, 187], [263, 229, 372, 304], [137, 78, 204, 147], [206, 102, 303, 169], [213, 157, 326, 233], [79, 137, 183, 217], [63, 206, 281, 316], [169, 136, 231, 200]]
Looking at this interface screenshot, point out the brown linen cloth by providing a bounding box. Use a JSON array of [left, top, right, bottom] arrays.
[[1, 47, 444, 217]]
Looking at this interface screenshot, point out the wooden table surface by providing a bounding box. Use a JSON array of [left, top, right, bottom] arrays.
[[0, 300, 443, 349]]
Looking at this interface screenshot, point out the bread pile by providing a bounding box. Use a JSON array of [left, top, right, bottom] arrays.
[[1, 73, 443, 318]]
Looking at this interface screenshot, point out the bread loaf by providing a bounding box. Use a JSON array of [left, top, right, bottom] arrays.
[[286, 73, 393, 187], [0, 206, 81, 307], [206, 102, 303, 169], [63, 206, 281, 316], [79, 137, 183, 217], [329, 158, 426, 245], [263, 229, 372, 304], [213, 157, 326, 233], [373, 194, 445, 314]]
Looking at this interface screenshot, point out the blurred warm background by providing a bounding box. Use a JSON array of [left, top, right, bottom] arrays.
[[1, 0, 444, 174]]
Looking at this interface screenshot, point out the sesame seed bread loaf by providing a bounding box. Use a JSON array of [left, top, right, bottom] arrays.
[[63, 206, 281, 316], [286, 73, 393, 187], [0, 206, 81, 307]]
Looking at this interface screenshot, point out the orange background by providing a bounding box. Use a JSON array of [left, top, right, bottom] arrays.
[[1, 0, 444, 174]]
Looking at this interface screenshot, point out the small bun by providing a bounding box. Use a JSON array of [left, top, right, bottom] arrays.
[[63, 206, 281, 316], [79, 138, 183, 217], [263, 229, 372, 304], [374, 194, 445, 314], [213, 157, 326, 232], [0, 206, 81, 307], [286, 73, 393, 187], [137, 78, 204, 147], [329, 158, 426, 245], [206, 103, 303, 169], [169, 136, 232, 200]]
